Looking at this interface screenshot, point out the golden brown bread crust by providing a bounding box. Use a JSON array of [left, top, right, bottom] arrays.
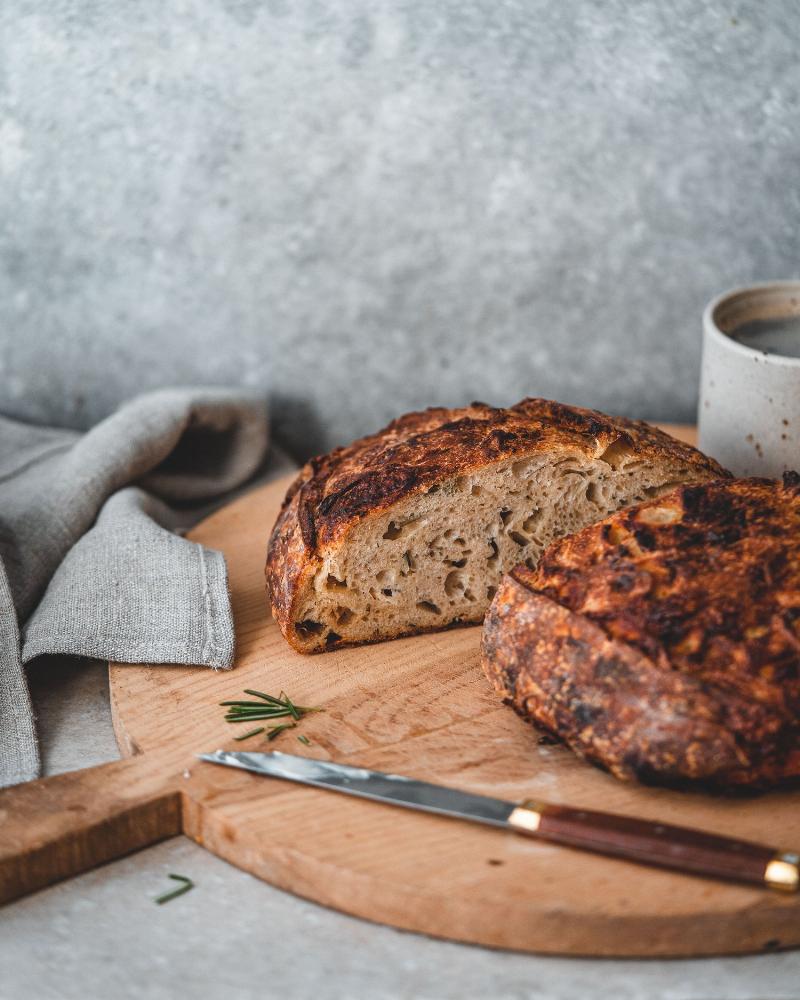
[[266, 398, 728, 652], [481, 473, 800, 789]]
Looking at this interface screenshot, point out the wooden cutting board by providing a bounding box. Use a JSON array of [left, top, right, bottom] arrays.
[[2, 426, 799, 956]]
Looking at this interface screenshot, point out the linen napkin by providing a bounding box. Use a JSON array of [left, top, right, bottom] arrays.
[[0, 388, 270, 787]]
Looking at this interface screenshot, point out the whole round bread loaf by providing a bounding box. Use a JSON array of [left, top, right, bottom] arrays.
[[481, 473, 800, 790], [266, 398, 726, 653]]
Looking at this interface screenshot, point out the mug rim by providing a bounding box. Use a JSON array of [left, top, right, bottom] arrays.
[[703, 280, 800, 369]]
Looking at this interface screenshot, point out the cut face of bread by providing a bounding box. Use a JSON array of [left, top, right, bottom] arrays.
[[295, 456, 699, 646], [266, 399, 728, 653]]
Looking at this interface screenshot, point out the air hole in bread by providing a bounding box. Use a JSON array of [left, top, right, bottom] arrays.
[[449, 557, 467, 568], [500, 509, 512, 525], [522, 511, 542, 533], [444, 570, 466, 597], [417, 600, 441, 614], [512, 458, 533, 477], [471, 484, 482, 496], [402, 551, 416, 574], [325, 630, 342, 646], [585, 481, 602, 505], [381, 588, 394, 598], [383, 517, 419, 540], [335, 606, 354, 626], [487, 538, 499, 562], [508, 530, 529, 547], [486, 585, 497, 599], [326, 574, 348, 590], [295, 619, 324, 639]]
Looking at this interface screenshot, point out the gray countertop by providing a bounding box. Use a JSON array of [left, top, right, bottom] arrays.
[[2, 658, 799, 1000]]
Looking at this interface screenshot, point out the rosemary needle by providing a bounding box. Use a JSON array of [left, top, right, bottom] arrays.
[[155, 874, 194, 905], [297, 734, 312, 747], [223, 712, 286, 719], [219, 700, 280, 707], [220, 701, 321, 713], [234, 727, 265, 741], [225, 712, 288, 722], [267, 722, 296, 741], [243, 689, 285, 705]]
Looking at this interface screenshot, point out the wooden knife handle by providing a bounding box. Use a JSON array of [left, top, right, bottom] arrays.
[[508, 800, 799, 891]]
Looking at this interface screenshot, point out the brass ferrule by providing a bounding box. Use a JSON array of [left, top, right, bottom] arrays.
[[507, 799, 546, 834], [764, 852, 800, 892]]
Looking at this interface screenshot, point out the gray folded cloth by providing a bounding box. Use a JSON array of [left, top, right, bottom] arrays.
[[0, 388, 270, 787]]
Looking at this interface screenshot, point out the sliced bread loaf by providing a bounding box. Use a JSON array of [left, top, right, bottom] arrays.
[[266, 399, 727, 653]]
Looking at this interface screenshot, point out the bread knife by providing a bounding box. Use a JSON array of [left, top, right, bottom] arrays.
[[198, 750, 798, 891]]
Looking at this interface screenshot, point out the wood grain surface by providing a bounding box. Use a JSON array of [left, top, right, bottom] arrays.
[[2, 425, 799, 956]]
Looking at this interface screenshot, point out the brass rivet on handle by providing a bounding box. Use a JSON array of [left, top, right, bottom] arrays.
[[508, 800, 546, 833], [764, 852, 800, 892]]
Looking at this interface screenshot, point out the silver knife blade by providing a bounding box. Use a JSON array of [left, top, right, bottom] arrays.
[[195, 750, 800, 892], [197, 749, 516, 828]]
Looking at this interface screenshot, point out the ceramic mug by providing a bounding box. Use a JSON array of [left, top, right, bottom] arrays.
[[698, 281, 800, 477]]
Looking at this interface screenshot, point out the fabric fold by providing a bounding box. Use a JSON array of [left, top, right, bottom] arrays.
[[0, 387, 270, 786], [22, 489, 235, 670]]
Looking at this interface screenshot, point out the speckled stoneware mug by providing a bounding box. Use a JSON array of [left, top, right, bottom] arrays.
[[698, 281, 800, 478]]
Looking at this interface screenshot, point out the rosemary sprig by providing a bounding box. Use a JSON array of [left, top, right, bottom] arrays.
[[220, 690, 322, 723], [234, 727, 265, 741], [221, 690, 323, 743], [155, 873, 194, 905]]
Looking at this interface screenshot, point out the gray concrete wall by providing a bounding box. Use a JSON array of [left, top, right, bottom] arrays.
[[1, 1, 798, 458]]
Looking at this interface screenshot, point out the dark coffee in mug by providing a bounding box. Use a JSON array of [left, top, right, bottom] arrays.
[[731, 316, 800, 359]]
